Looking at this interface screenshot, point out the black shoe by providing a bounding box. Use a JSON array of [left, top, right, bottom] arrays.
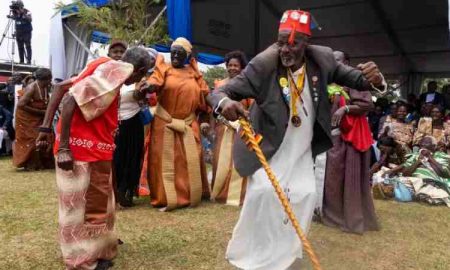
[[125, 190, 135, 206], [95, 259, 114, 270], [118, 191, 133, 208]]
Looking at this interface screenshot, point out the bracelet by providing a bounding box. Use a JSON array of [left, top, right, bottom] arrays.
[[57, 148, 71, 153], [215, 97, 231, 115], [344, 105, 350, 113], [38, 126, 53, 133]]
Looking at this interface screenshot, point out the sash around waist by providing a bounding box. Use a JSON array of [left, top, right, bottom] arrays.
[[154, 104, 195, 133]]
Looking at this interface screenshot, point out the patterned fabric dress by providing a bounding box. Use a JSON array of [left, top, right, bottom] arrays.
[[54, 58, 134, 269], [380, 120, 414, 161], [211, 78, 252, 206], [403, 151, 450, 195], [322, 88, 379, 234], [13, 96, 53, 169], [413, 117, 450, 152]]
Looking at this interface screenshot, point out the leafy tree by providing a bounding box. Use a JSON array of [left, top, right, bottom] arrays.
[[55, 0, 170, 46], [202, 66, 227, 89]]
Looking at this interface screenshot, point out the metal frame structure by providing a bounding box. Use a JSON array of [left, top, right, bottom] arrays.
[[190, 0, 450, 93]]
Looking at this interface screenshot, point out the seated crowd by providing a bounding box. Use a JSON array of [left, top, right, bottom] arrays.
[[369, 81, 450, 206]]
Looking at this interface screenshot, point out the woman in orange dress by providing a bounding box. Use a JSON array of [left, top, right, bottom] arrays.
[[140, 38, 210, 211], [211, 51, 252, 206], [13, 68, 53, 170]]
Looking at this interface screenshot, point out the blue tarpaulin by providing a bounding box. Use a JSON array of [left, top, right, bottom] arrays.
[[152, 44, 171, 53], [91, 30, 111, 44], [197, 53, 224, 65], [167, 0, 192, 41], [60, 4, 79, 17], [84, 0, 110, 7]]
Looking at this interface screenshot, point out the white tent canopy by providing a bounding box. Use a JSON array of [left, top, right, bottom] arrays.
[[49, 11, 92, 80]]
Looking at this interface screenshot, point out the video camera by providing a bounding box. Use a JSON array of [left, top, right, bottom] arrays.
[[10, 0, 23, 11], [7, 1, 24, 18]]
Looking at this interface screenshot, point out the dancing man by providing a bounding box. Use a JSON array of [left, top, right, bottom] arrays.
[[208, 9, 386, 269]]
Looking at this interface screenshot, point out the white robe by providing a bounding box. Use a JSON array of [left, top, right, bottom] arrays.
[[227, 68, 317, 270]]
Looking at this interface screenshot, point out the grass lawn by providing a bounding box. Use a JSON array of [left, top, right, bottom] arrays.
[[0, 157, 449, 270]]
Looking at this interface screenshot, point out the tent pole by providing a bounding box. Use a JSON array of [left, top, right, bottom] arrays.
[[138, 5, 167, 44], [63, 23, 96, 59]]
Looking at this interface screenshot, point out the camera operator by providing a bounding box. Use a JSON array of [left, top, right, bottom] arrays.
[[8, 1, 33, 64]]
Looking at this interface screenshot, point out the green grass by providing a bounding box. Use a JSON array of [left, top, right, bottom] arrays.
[[0, 157, 449, 269]]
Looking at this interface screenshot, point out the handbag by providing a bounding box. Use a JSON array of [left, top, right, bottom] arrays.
[[139, 106, 153, 125], [393, 180, 413, 202]]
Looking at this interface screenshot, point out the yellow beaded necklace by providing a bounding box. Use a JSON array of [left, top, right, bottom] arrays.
[[287, 65, 306, 127]]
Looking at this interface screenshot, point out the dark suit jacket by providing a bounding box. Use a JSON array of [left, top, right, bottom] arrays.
[[209, 44, 376, 176], [419, 91, 444, 106]]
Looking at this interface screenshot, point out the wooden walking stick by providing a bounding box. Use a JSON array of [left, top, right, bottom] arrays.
[[238, 117, 322, 270]]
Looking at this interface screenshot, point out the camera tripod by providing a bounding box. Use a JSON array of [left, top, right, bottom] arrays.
[[0, 13, 17, 74]]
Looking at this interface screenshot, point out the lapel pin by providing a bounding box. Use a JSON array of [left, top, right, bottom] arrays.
[[279, 77, 288, 88], [312, 76, 318, 88]]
